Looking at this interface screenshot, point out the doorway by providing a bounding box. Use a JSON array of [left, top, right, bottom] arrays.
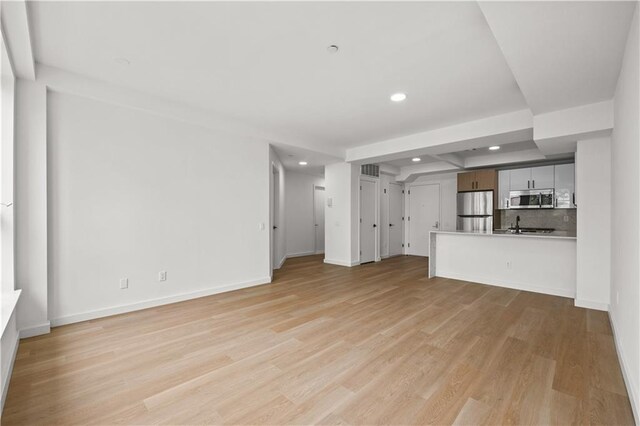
[[271, 166, 281, 269], [360, 178, 377, 263], [314, 185, 325, 254], [408, 183, 440, 257], [388, 182, 404, 257]]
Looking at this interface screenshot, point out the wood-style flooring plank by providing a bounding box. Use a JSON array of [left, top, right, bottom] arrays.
[[2, 254, 633, 425]]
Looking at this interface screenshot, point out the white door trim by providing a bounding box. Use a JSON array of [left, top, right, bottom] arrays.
[[313, 185, 325, 254], [388, 182, 404, 257]]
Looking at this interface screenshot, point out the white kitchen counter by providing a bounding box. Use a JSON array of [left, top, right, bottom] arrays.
[[433, 229, 577, 239], [429, 230, 577, 298]]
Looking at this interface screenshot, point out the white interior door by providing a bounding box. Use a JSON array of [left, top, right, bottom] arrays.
[[408, 184, 440, 257], [272, 168, 280, 269], [388, 183, 403, 256], [314, 186, 325, 253], [360, 179, 376, 263]]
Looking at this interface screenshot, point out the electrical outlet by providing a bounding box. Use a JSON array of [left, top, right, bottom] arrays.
[[506, 261, 512, 270], [119, 278, 128, 289], [159, 271, 167, 282]]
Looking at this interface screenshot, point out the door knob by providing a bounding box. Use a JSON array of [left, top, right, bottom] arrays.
[[273, 226, 278, 229], [389, 223, 394, 227], [373, 224, 377, 228]]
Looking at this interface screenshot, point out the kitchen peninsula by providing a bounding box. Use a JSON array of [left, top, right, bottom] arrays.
[[429, 230, 577, 298]]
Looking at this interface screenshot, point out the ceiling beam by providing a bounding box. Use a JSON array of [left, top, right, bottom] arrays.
[[345, 109, 533, 165], [533, 100, 613, 156], [396, 162, 460, 182], [1, 0, 35, 80], [430, 153, 465, 169]]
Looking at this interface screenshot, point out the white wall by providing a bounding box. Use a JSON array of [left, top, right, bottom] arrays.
[[284, 171, 324, 257], [404, 172, 457, 253], [0, 33, 20, 413], [324, 162, 359, 267], [1, 51, 15, 294], [47, 91, 271, 325], [575, 137, 611, 311], [14, 79, 49, 336], [269, 148, 286, 270], [610, 5, 639, 422]]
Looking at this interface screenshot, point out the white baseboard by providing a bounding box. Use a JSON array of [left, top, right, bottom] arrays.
[[436, 270, 575, 299], [574, 299, 609, 312], [314, 250, 325, 255], [324, 259, 360, 267], [19, 322, 51, 339], [1, 332, 19, 412], [51, 276, 272, 327], [275, 255, 287, 269], [609, 311, 639, 425], [286, 251, 316, 259]]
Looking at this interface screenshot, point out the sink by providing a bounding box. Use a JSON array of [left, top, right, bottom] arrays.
[[503, 227, 555, 235]]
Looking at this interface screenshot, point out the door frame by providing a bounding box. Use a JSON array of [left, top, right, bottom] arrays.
[[406, 182, 441, 257], [358, 175, 380, 263], [388, 182, 404, 258], [313, 185, 325, 254], [271, 162, 283, 272]]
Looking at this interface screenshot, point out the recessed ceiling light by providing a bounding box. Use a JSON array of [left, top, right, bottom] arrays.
[[114, 57, 130, 66], [412, 157, 421, 162], [488, 146, 501, 151], [327, 45, 339, 53], [299, 161, 308, 166], [390, 93, 407, 102]]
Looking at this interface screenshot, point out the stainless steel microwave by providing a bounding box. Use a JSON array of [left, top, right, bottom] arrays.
[[509, 189, 554, 209]]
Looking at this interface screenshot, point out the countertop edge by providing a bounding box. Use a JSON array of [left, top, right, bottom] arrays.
[[430, 230, 577, 240]]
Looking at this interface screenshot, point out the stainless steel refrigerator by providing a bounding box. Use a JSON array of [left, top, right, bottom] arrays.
[[456, 191, 493, 232]]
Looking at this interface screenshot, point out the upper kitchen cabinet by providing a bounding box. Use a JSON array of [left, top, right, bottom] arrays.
[[509, 166, 555, 190], [457, 169, 496, 192], [509, 168, 531, 191], [531, 166, 555, 189], [554, 163, 576, 208], [457, 171, 476, 192], [475, 170, 496, 191], [498, 170, 510, 209]]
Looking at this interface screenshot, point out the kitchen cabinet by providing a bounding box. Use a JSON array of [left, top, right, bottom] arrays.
[[457, 171, 476, 192], [457, 169, 496, 192], [554, 163, 576, 208], [531, 166, 555, 189], [509, 166, 554, 190], [475, 170, 496, 191], [509, 168, 531, 191], [498, 170, 510, 209]]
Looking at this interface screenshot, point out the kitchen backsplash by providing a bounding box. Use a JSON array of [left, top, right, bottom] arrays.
[[499, 209, 576, 233]]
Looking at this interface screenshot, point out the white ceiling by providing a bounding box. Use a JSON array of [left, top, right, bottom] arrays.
[[454, 140, 538, 159], [385, 155, 440, 168], [271, 143, 340, 178], [26, 1, 635, 176], [29, 1, 527, 151], [479, 1, 636, 114]]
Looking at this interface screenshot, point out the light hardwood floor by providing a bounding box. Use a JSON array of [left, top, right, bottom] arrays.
[[2, 255, 634, 425]]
